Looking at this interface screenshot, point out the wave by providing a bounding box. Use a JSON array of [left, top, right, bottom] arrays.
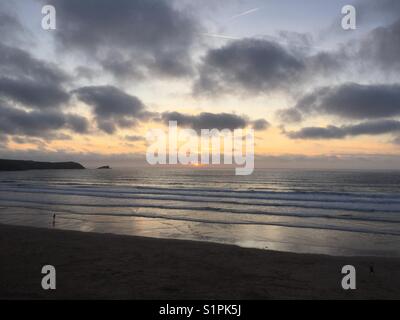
[[2, 202, 400, 237], [2, 184, 400, 204], [1, 196, 400, 225], [0, 185, 399, 214], [24, 184, 400, 200]]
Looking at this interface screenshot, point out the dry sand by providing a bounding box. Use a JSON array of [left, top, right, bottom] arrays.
[[1, 223, 400, 299]]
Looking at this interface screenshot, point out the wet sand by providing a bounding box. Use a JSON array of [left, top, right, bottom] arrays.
[[1, 223, 400, 299]]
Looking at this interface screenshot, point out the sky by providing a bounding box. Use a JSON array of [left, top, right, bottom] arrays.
[[0, 0, 400, 169]]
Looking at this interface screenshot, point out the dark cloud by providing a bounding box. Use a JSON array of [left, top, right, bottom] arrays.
[[0, 101, 89, 138], [358, 18, 400, 71], [285, 120, 400, 140], [275, 31, 313, 53], [195, 12, 400, 97], [0, 11, 26, 45], [304, 50, 344, 77], [279, 83, 400, 122], [161, 112, 247, 131], [74, 86, 145, 118], [192, 33, 348, 97], [0, 43, 69, 85], [319, 3, 400, 75], [357, 0, 400, 25], [161, 111, 268, 131], [39, 0, 199, 79], [0, 43, 70, 110], [0, 77, 69, 109], [276, 108, 303, 123], [314, 16, 400, 76], [125, 135, 146, 142], [285, 126, 345, 140], [74, 86, 152, 134], [12, 136, 49, 149], [100, 53, 145, 80], [66, 114, 89, 134], [0, 16, 78, 140], [251, 119, 270, 131], [74, 66, 98, 81], [194, 38, 305, 95]]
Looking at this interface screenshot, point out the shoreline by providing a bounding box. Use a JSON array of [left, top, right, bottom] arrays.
[[1, 223, 400, 299], [2, 205, 400, 258]]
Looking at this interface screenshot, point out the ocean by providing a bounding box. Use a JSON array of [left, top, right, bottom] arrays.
[[1, 167, 400, 256]]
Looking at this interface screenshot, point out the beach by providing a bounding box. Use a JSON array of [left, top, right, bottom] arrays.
[[1, 223, 400, 300]]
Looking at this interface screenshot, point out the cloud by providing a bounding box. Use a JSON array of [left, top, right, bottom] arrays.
[[279, 83, 400, 123], [358, 18, 400, 72], [194, 38, 305, 95], [161, 111, 267, 131], [315, 16, 400, 76], [0, 77, 70, 109], [285, 120, 400, 140], [0, 14, 81, 141], [357, 0, 400, 25], [100, 53, 145, 80], [12, 136, 49, 149], [276, 108, 303, 123], [74, 86, 153, 134], [319, 3, 400, 73], [0, 43, 70, 110], [74, 66, 98, 81], [66, 114, 90, 134], [161, 112, 247, 131], [0, 43, 69, 85], [0, 10, 26, 45], [39, 0, 200, 79], [125, 135, 146, 142], [317, 16, 400, 76], [193, 33, 352, 97], [195, 13, 400, 97], [251, 119, 270, 131], [0, 101, 89, 138], [285, 126, 345, 140]]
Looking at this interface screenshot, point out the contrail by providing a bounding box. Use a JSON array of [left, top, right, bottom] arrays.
[[230, 8, 260, 20], [201, 33, 240, 40]]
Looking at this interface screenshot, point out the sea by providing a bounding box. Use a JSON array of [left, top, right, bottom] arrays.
[[1, 167, 400, 256]]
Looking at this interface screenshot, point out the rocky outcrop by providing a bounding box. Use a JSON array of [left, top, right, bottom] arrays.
[[0, 159, 85, 171]]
